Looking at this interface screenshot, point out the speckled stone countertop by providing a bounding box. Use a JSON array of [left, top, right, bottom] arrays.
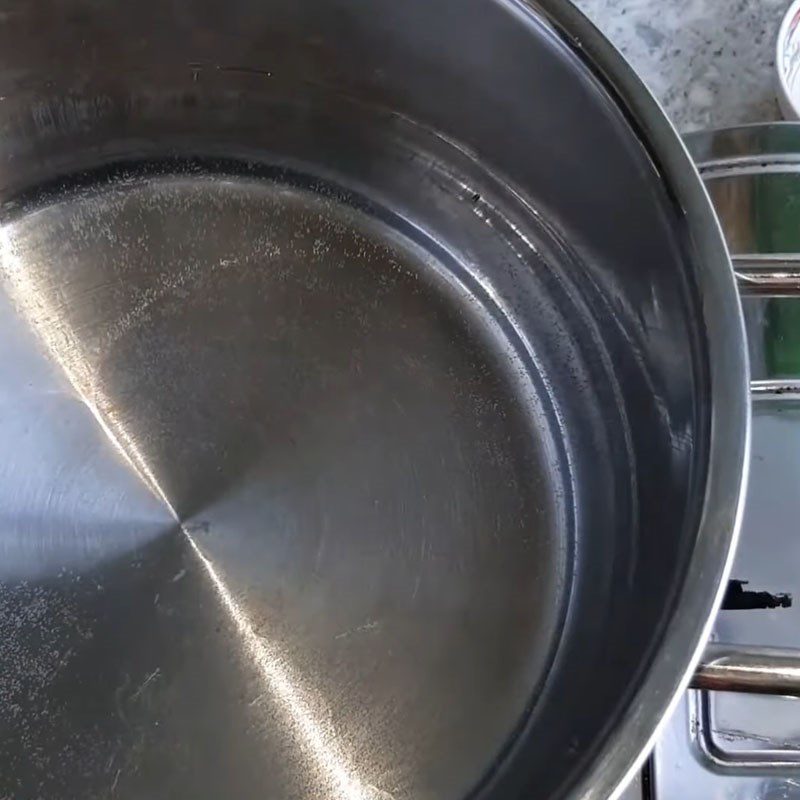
[[574, 0, 788, 131]]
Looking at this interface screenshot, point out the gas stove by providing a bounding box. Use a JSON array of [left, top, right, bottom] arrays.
[[624, 123, 800, 800]]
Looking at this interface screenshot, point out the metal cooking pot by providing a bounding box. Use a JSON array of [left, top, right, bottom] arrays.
[[0, 1, 778, 799]]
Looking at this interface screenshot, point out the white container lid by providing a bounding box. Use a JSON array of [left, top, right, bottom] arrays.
[[777, 0, 800, 118]]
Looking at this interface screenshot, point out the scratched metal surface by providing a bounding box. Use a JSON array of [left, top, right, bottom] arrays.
[[0, 162, 577, 800]]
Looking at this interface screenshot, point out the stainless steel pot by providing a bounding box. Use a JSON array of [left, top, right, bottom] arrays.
[[0, 2, 756, 799]]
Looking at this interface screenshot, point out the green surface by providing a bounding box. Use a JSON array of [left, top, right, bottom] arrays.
[[755, 174, 800, 377]]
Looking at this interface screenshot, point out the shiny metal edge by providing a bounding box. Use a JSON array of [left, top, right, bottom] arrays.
[[689, 691, 800, 772], [509, 3, 750, 799], [751, 379, 800, 400], [685, 122, 800, 168], [692, 644, 800, 696], [699, 164, 800, 181], [734, 255, 800, 296]]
